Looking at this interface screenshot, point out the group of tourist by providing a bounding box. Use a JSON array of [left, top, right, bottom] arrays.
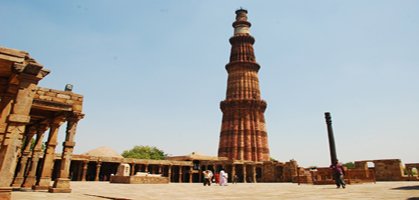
[[202, 162, 346, 189], [202, 169, 229, 186]]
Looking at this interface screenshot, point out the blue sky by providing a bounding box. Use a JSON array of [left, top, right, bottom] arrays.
[[1, 1, 418, 167]]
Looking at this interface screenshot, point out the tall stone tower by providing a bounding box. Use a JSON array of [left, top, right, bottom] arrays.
[[218, 9, 270, 162]]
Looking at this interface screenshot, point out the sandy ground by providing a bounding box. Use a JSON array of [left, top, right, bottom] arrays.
[[12, 181, 419, 200]]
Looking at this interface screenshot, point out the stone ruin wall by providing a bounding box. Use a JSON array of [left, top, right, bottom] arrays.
[[261, 160, 299, 182]]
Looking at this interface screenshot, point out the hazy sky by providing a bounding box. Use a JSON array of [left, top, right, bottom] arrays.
[[1, 1, 418, 167]]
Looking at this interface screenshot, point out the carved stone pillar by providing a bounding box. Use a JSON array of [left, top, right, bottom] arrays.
[[144, 164, 149, 173], [33, 116, 66, 191], [231, 164, 236, 182], [199, 169, 202, 183], [94, 161, 101, 181], [189, 167, 193, 183], [81, 161, 88, 181], [11, 127, 36, 188], [22, 124, 48, 189], [0, 94, 13, 149], [178, 166, 183, 183], [50, 113, 84, 193], [0, 72, 40, 188], [243, 164, 247, 183], [168, 165, 172, 183], [130, 163, 136, 176], [252, 164, 257, 183], [158, 165, 162, 174]]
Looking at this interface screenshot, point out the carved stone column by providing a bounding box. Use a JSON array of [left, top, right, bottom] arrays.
[[231, 164, 236, 182], [189, 167, 193, 183], [168, 165, 172, 183], [22, 124, 48, 189], [158, 165, 162, 174], [243, 164, 247, 183], [33, 116, 66, 191], [50, 113, 84, 193], [198, 169, 202, 183], [252, 164, 257, 183], [94, 161, 102, 181], [0, 94, 13, 150], [81, 161, 88, 181], [130, 163, 136, 176], [144, 164, 149, 173], [0, 72, 41, 188], [11, 127, 36, 188], [178, 166, 183, 183]]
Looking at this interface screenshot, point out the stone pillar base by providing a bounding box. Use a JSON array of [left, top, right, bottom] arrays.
[[48, 187, 71, 193], [0, 187, 12, 200], [48, 178, 71, 193], [21, 176, 36, 189], [32, 185, 50, 191], [32, 177, 51, 191], [11, 177, 24, 188]]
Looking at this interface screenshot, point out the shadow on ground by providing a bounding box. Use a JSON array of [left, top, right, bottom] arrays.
[[84, 194, 132, 200], [392, 185, 419, 190]]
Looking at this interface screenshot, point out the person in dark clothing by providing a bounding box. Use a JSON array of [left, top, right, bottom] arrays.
[[330, 160, 346, 188]]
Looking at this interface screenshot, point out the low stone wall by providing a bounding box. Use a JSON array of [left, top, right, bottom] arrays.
[[110, 176, 169, 184]]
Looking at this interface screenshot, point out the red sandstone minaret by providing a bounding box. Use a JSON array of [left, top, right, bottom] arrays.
[[218, 9, 270, 162]]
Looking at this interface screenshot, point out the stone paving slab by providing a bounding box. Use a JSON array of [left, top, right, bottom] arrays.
[[12, 181, 419, 200]]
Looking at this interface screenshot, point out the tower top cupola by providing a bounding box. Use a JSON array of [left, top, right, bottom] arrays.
[[233, 8, 251, 35]]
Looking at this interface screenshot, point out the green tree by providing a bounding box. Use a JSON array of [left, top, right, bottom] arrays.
[[343, 162, 355, 169], [30, 138, 46, 152], [122, 145, 167, 160]]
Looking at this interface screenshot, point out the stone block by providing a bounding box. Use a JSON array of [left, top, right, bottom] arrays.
[[56, 94, 71, 99], [7, 114, 30, 123], [52, 97, 66, 103], [72, 104, 83, 112], [38, 87, 50, 92], [71, 96, 79, 101], [49, 178, 71, 193], [65, 99, 74, 104], [116, 164, 130, 176], [38, 95, 53, 101], [110, 175, 169, 184], [33, 177, 51, 191], [0, 187, 12, 200], [46, 92, 56, 97]]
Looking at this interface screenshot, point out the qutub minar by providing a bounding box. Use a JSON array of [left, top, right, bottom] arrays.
[[1, 9, 415, 200], [218, 9, 270, 162]]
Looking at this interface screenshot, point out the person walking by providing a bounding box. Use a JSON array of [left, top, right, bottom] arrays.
[[202, 170, 212, 186], [330, 160, 346, 189], [219, 169, 228, 186]]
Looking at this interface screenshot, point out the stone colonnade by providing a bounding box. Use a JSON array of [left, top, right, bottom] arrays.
[[0, 46, 84, 199], [48, 158, 289, 184], [64, 159, 195, 183], [9, 113, 84, 192]]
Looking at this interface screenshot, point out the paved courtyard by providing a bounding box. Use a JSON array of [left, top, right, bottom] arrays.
[[12, 181, 419, 200]]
